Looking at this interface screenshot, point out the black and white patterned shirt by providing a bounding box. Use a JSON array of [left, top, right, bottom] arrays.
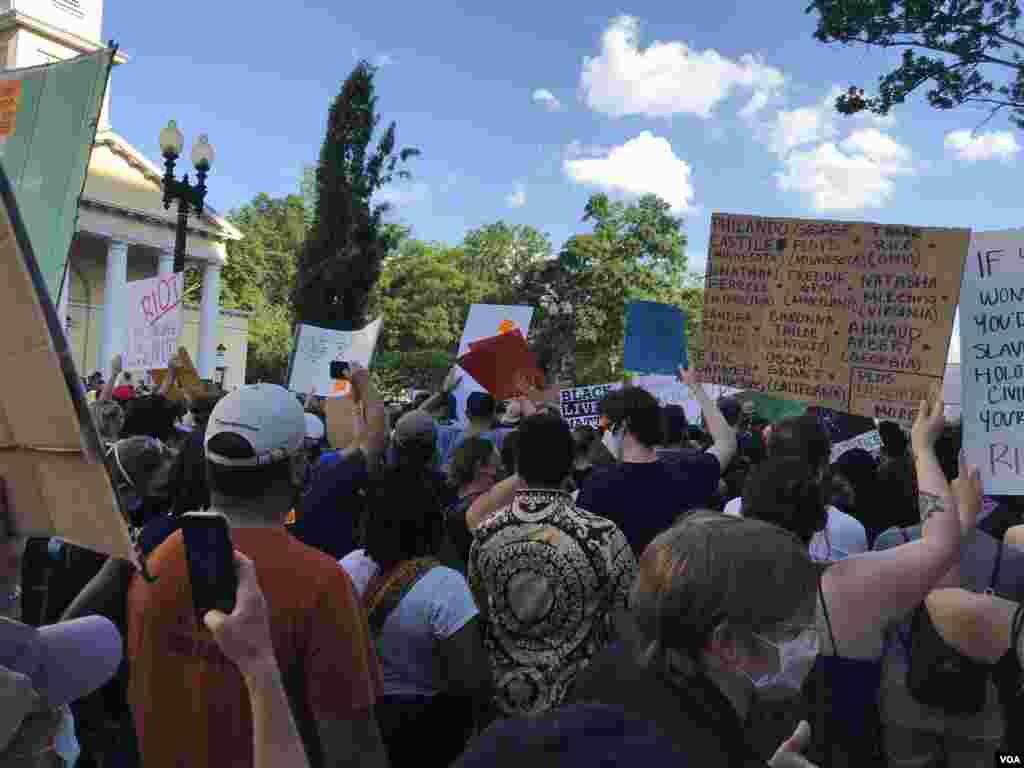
[[468, 488, 638, 716]]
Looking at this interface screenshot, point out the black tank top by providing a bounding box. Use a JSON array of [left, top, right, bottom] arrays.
[[993, 604, 1024, 753]]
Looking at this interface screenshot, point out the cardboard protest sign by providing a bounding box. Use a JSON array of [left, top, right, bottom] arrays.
[[287, 318, 382, 397], [324, 396, 361, 452], [960, 230, 1024, 493], [701, 213, 969, 422], [150, 347, 206, 402], [0, 163, 132, 559], [122, 273, 182, 372], [560, 383, 618, 428], [624, 301, 689, 375], [454, 305, 534, 422], [457, 329, 542, 401]]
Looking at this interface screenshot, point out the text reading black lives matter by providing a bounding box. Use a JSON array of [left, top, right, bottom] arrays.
[[699, 213, 967, 422]]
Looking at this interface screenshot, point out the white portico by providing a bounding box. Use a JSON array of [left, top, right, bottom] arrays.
[[0, 0, 248, 386]]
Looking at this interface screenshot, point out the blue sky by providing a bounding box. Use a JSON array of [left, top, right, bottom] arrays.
[[105, 1, 1022, 360]]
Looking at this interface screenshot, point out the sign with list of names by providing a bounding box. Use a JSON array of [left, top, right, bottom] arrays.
[[961, 230, 1024, 494], [700, 213, 969, 422]]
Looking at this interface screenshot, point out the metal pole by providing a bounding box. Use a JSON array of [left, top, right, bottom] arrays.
[[173, 197, 189, 274]]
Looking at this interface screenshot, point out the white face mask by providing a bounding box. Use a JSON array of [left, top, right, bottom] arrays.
[[747, 628, 820, 700], [602, 424, 625, 461]]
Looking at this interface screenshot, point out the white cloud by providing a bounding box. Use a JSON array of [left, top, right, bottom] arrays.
[[944, 129, 1021, 162], [580, 15, 785, 119], [376, 181, 428, 208], [373, 53, 394, 67], [775, 128, 913, 212], [532, 88, 563, 111], [507, 182, 527, 208], [768, 88, 840, 154], [563, 131, 695, 212]]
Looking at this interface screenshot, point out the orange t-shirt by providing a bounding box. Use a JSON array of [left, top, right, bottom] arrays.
[[126, 527, 382, 768]]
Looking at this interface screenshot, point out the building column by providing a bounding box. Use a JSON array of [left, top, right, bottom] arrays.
[[197, 262, 222, 379], [99, 240, 129, 378], [157, 248, 174, 277]]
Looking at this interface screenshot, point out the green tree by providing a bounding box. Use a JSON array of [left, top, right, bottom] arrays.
[[366, 238, 492, 391], [221, 193, 308, 384], [808, 0, 1024, 127], [548, 193, 695, 385], [292, 60, 419, 331], [461, 222, 553, 303]]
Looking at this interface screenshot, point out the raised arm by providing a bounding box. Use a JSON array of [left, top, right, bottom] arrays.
[[346, 365, 387, 469], [678, 366, 737, 470], [99, 355, 122, 402], [466, 473, 525, 532], [418, 368, 461, 414], [821, 388, 970, 652], [205, 552, 310, 768], [157, 356, 179, 398]]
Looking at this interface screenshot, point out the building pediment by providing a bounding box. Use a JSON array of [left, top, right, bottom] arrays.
[[83, 129, 242, 243]]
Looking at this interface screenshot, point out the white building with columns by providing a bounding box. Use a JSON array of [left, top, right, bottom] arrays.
[[0, 0, 249, 387]]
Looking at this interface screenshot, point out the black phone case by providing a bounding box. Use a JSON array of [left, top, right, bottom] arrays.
[[182, 515, 237, 625]]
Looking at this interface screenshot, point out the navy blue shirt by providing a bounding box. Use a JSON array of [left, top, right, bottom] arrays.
[[291, 450, 371, 560], [577, 453, 721, 557]]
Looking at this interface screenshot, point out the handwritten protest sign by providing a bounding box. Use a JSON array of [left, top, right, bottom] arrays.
[[624, 301, 689, 375], [123, 273, 182, 372], [830, 430, 883, 463], [150, 347, 205, 402], [560, 383, 618, 428], [287, 318, 382, 397], [961, 230, 1024, 493], [700, 213, 968, 422]]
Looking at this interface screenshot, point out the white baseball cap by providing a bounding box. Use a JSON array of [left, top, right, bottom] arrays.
[[205, 384, 305, 467]]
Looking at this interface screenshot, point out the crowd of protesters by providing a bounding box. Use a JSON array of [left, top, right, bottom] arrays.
[[2, 349, 1024, 768]]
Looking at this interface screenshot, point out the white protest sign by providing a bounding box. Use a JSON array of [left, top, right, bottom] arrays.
[[122, 273, 182, 372], [961, 230, 1024, 493], [454, 305, 534, 423], [560, 383, 618, 428], [288, 318, 383, 397]]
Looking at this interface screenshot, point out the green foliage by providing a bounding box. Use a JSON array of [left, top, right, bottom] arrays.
[[245, 302, 294, 385], [544, 193, 694, 385], [292, 60, 420, 331], [461, 222, 553, 303], [808, 0, 1024, 127]]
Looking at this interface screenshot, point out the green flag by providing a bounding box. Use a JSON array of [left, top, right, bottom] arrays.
[[0, 48, 114, 302]]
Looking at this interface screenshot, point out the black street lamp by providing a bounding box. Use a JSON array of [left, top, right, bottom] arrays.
[[159, 120, 215, 274]]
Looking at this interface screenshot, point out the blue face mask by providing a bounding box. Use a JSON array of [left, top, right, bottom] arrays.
[[746, 628, 821, 701]]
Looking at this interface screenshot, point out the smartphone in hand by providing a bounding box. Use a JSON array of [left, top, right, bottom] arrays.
[[181, 512, 237, 625], [329, 360, 350, 380]]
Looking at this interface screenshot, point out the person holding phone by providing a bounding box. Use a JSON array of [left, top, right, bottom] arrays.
[[125, 383, 388, 768]]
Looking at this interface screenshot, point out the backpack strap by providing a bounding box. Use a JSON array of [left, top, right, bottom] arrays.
[[987, 543, 1005, 596], [818, 567, 838, 656], [363, 557, 441, 636]]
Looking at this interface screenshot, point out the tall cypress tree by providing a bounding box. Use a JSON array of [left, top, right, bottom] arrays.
[[292, 61, 418, 330]]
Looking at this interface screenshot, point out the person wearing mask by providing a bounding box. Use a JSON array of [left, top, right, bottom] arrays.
[[340, 466, 491, 767], [578, 367, 736, 557], [725, 416, 868, 562], [569, 512, 823, 767], [290, 364, 389, 560], [443, 437, 501, 570], [465, 413, 637, 717], [124, 383, 389, 768], [741, 390, 977, 767]]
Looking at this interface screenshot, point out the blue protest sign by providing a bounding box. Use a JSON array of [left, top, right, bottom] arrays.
[[624, 301, 688, 376]]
